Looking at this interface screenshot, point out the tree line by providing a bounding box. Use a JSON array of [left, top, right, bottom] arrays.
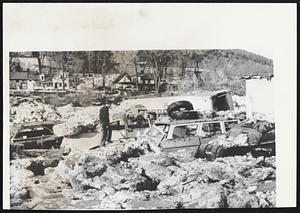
[[9, 49, 273, 94]]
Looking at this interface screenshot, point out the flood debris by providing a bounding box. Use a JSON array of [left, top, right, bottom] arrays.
[[9, 94, 276, 210], [211, 90, 234, 112]]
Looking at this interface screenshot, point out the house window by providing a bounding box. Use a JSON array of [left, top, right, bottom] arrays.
[[59, 83, 62, 87], [16, 80, 19, 83], [172, 124, 198, 139]]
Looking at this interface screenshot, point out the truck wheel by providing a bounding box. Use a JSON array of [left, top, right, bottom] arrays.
[[167, 101, 194, 117]]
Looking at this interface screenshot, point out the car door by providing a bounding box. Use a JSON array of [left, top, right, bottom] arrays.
[[161, 123, 200, 155]]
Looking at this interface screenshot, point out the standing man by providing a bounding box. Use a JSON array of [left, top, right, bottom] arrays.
[[98, 96, 110, 147]]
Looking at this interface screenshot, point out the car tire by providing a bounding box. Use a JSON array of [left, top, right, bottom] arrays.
[[198, 144, 209, 158], [214, 145, 224, 158], [167, 101, 194, 117]]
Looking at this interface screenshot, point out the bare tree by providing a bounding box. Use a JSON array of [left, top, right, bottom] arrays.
[[137, 50, 176, 95], [92, 51, 118, 89], [9, 52, 21, 74], [51, 52, 74, 90], [130, 52, 148, 91], [31, 51, 46, 73], [179, 50, 191, 79], [131, 56, 140, 91]]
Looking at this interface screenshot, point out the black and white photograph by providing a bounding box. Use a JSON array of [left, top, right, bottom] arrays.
[[3, 3, 297, 210]]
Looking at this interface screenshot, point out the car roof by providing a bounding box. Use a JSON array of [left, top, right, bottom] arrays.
[[155, 118, 239, 125], [12, 121, 61, 131]]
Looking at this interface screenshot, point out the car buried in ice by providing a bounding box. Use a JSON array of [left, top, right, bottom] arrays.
[[11, 121, 63, 150], [143, 118, 240, 156]]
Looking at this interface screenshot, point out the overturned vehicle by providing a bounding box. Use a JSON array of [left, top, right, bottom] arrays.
[[141, 100, 275, 160]]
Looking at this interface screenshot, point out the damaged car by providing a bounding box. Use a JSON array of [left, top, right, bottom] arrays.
[[11, 121, 63, 150], [142, 118, 240, 156], [142, 118, 275, 160]]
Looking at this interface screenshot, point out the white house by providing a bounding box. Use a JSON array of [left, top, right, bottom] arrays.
[[10, 72, 42, 92], [112, 73, 134, 90]]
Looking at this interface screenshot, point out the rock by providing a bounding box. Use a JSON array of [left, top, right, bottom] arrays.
[[248, 167, 276, 183], [102, 166, 158, 192], [99, 190, 150, 209], [205, 163, 235, 182], [43, 158, 60, 168], [11, 198, 24, 207], [180, 186, 227, 208], [105, 141, 145, 165], [53, 108, 97, 137], [196, 189, 228, 208], [85, 163, 107, 178], [167, 149, 197, 163], [138, 154, 174, 167], [11, 101, 59, 124], [246, 186, 257, 193], [56, 104, 75, 120], [264, 156, 276, 169], [256, 191, 276, 207], [125, 199, 176, 210], [227, 189, 260, 208], [53, 122, 93, 137]]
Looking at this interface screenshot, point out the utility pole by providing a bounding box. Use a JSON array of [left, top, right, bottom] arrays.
[[88, 51, 91, 76], [88, 51, 95, 89]]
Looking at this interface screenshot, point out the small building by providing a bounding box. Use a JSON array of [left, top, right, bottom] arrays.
[[10, 72, 42, 91], [48, 70, 70, 90], [112, 73, 135, 90], [136, 73, 155, 90]]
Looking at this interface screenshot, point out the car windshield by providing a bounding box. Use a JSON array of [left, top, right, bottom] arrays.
[[15, 127, 53, 139]]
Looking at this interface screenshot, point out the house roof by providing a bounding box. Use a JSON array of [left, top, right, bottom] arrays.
[[139, 73, 154, 80], [10, 72, 29, 80], [113, 73, 132, 84], [10, 72, 40, 81]]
